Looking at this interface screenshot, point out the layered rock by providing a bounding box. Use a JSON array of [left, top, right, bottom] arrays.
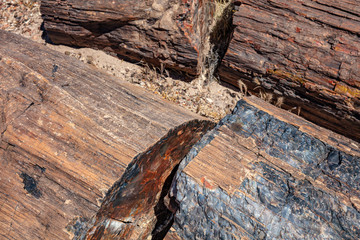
[[4, 1, 360, 238], [219, 0, 360, 141], [2, 29, 360, 239], [0, 30, 213, 239]]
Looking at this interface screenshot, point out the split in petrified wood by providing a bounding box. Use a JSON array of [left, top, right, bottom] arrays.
[[40, 0, 234, 80], [72, 95, 360, 239], [77, 120, 215, 240]]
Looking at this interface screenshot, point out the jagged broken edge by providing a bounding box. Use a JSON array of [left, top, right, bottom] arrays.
[[72, 119, 216, 239], [199, 0, 235, 84]]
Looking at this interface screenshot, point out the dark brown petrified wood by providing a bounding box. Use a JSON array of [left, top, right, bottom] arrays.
[[40, 0, 360, 141], [40, 0, 233, 78], [0, 30, 213, 240], [219, 0, 360, 141]]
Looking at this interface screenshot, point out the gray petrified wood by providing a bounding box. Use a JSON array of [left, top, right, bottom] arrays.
[[167, 96, 360, 239]]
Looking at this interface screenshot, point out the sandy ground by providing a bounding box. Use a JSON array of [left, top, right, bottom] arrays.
[[0, 0, 243, 121]]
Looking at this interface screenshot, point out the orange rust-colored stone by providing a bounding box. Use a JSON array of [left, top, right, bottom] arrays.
[[84, 120, 215, 240]]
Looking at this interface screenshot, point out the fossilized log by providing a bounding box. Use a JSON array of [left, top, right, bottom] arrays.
[[219, 0, 360, 141], [0, 30, 214, 239], [40, 0, 233, 78], [168, 96, 360, 239], [40, 0, 360, 141]]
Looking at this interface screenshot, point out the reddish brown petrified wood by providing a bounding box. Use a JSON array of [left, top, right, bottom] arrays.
[[0, 30, 211, 240], [40, 0, 360, 141], [80, 121, 214, 239]]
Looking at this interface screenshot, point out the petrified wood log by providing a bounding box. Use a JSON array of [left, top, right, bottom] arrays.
[[76, 95, 360, 239], [0, 30, 214, 239], [219, 0, 360, 141], [168, 96, 360, 239], [40, 0, 233, 78]]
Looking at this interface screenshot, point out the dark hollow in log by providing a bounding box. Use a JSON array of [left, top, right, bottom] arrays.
[[219, 0, 360, 142], [168, 96, 360, 239], [0, 30, 212, 239]]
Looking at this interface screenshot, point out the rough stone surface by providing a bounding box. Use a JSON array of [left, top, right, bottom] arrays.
[[219, 0, 360, 141], [0, 30, 208, 240], [170, 96, 360, 239], [40, 0, 231, 78]]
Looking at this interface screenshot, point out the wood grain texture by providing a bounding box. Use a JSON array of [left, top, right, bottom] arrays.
[[219, 0, 360, 141], [0, 30, 208, 240], [40, 0, 222, 77], [170, 96, 360, 239]]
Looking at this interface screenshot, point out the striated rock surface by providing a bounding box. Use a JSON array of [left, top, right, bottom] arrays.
[[168, 96, 360, 239], [219, 0, 360, 141], [4, 0, 360, 237], [0, 30, 212, 239], [40, 0, 233, 78]]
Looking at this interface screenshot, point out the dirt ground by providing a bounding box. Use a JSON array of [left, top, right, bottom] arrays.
[[0, 0, 243, 121]]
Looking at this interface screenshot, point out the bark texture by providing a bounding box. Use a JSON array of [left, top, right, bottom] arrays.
[[168, 96, 360, 239], [219, 0, 360, 141], [0, 30, 210, 240]]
